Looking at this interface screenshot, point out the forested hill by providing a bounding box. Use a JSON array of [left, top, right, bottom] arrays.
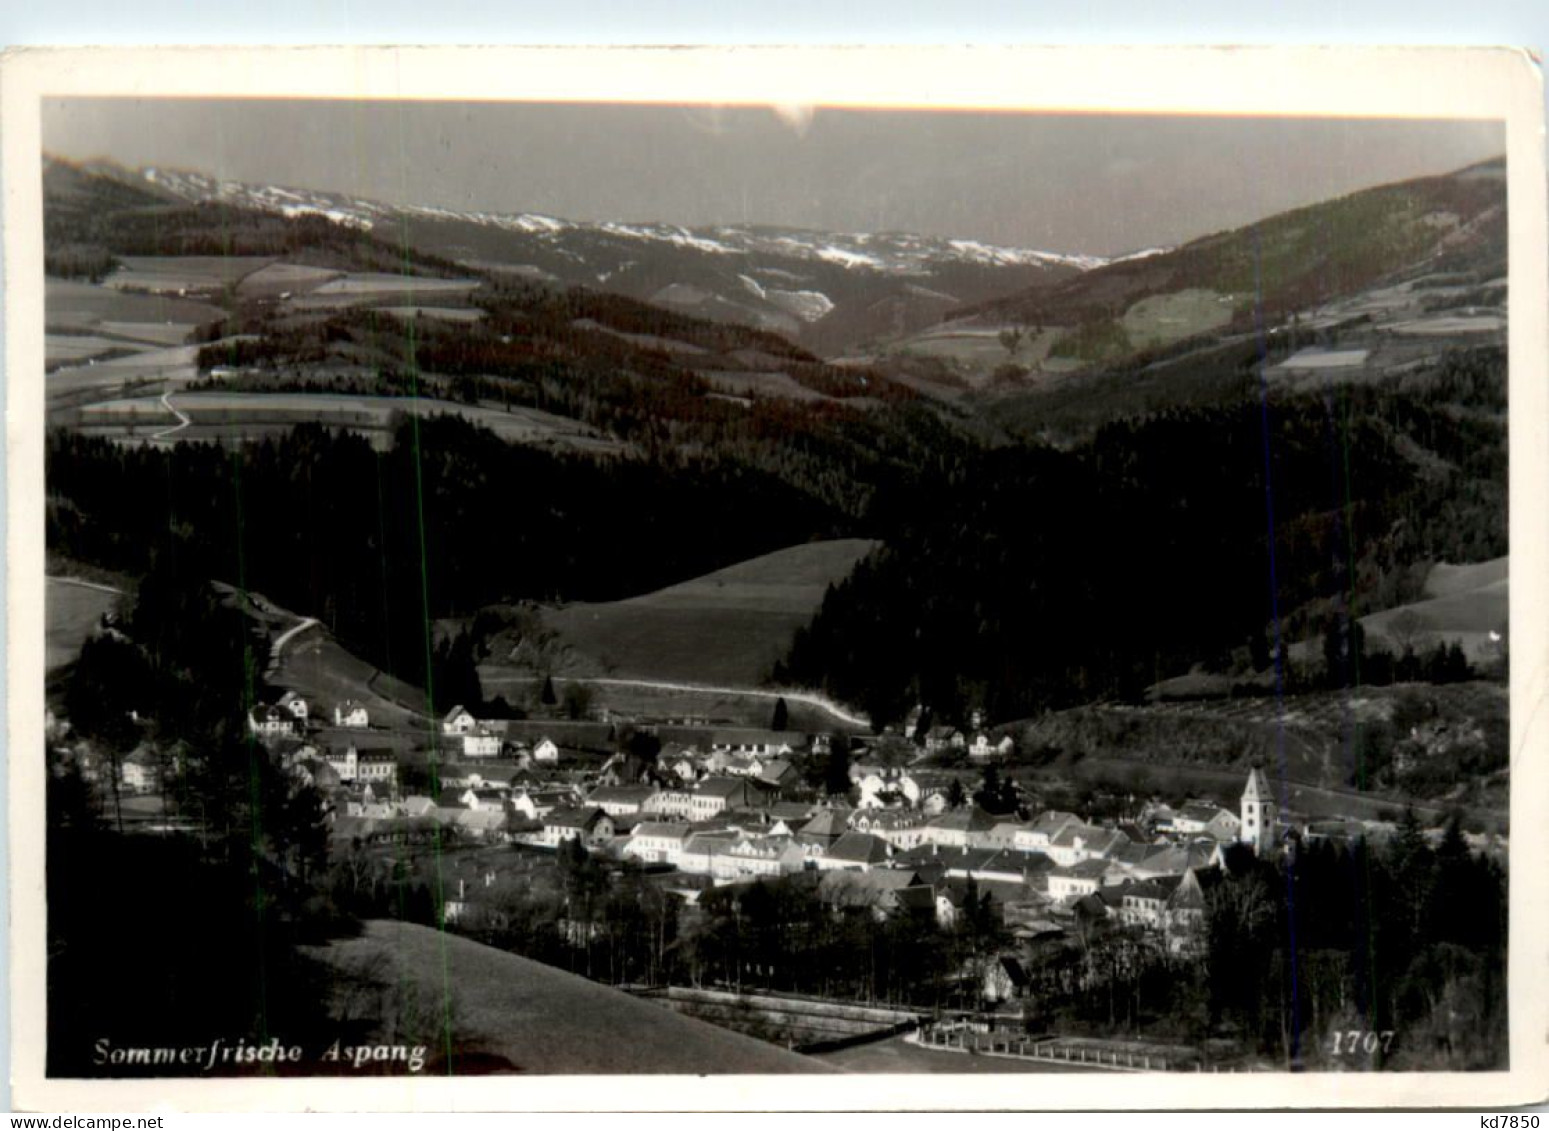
[[777, 348, 1506, 727], [43, 156, 1508, 724], [955, 158, 1506, 356]]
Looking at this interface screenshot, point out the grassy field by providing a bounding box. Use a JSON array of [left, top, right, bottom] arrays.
[[533, 539, 879, 687], [475, 674, 858, 733], [1359, 555, 1507, 665], [1119, 288, 1233, 349], [104, 255, 274, 293], [303, 919, 830, 1074], [65, 391, 622, 454], [235, 261, 342, 296], [269, 625, 427, 731], [46, 278, 225, 333], [46, 578, 121, 672]]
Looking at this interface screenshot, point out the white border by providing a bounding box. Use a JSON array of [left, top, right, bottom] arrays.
[[3, 44, 1546, 1112]]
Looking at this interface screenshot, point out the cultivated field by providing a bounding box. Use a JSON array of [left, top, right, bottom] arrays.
[[64, 391, 622, 454], [234, 261, 343, 297], [46, 278, 225, 334], [104, 255, 274, 294], [531, 539, 879, 687]]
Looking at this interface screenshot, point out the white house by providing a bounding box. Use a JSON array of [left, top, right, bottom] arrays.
[[277, 691, 309, 724], [967, 732, 1015, 761], [1047, 859, 1113, 903], [333, 701, 370, 729], [623, 821, 694, 866], [442, 706, 479, 736], [532, 737, 560, 764], [248, 706, 298, 739], [355, 748, 398, 787], [461, 728, 502, 759], [641, 789, 696, 820], [587, 785, 659, 818], [540, 806, 614, 849]]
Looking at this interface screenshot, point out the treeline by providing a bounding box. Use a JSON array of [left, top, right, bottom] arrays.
[[1034, 826, 1507, 1070], [49, 567, 348, 1075], [47, 416, 841, 700], [779, 349, 1507, 729], [341, 840, 1011, 1011]]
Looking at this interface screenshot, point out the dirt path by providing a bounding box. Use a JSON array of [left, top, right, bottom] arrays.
[[149, 390, 191, 442], [483, 671, 870, 730], [46, 575, 124, 596]]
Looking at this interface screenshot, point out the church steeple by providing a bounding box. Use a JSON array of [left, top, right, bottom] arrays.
[[1240, 767, 1277, 855]]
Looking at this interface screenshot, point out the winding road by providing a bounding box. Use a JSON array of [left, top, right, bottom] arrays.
[[483, 672, 870, 730], [149, 390, 191, 442]]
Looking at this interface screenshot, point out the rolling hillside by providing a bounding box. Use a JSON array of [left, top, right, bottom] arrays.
[[59, 156, 1101, 355], [484, 539, 880, 688], [873, 157, 1506, 391], [306, 919, 832, 1074]]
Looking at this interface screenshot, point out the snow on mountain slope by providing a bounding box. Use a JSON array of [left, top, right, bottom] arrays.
[[136, 166, 1121, 277]]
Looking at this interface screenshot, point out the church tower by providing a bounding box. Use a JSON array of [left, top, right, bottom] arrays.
[[1240, 767, 1277, 856]]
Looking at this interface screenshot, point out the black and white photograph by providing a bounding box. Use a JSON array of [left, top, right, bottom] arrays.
[[5, 46, 1546, 1111]]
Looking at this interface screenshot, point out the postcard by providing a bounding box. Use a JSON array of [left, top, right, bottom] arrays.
[[3, 45, 1545, 1111]]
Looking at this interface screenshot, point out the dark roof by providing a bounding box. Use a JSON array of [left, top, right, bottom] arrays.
[[798, 807, 853, 841], [1052, 858, 1113, 879], [929, 806, 999, 833], [588, 784, 658, 804], [696, 776, 767, 800], [545, 805, 607, 830], [824, 831, 892, 865]]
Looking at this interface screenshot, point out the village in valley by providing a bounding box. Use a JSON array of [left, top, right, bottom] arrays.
[[38, 104, 1512, 1076], [48, 620, 1507, 1073]]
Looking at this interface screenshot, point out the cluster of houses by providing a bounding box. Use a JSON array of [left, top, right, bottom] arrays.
[[428, 758, 1291, 974]]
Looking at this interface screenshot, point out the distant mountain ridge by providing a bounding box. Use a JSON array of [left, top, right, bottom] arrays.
[[55, 156, 1131, 354]]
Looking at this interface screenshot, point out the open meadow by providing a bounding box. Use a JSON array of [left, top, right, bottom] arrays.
[[530, 539, 879, 688]]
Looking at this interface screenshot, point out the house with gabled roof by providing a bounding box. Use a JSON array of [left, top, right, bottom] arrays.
[[1045, 823, 1130, 867], [441, 705, 479, 736], [708, 834, 807, 882], [922, 805, 999, 849], [816, 869, 930, 919], [587, 783, 659, 817], [756, 758, 801, 795], [248, 705, 299, 739], [277, 691, 309, 723], [623, 821, 694, 866], [1014, 810, 1081, 852], [1119, 875, 1184, 929], [983, 955, 1030, 1004], [540, 806, 614, 849], [815, 830, 893, 872], [686, 776, 774, 820], [850, 808, 930, 849], [795, 807, 852, 854], [333, 700, 370, 728], [1047, 858, 1115, 903], [1165, 866, 1225, 953], [1172, 802, 1241, 842]]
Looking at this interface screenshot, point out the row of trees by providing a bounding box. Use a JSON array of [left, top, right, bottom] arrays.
[[1032, 826, 1507, 1069]]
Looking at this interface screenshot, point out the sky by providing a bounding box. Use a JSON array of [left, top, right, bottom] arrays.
[[42, 96, 1508, 265]]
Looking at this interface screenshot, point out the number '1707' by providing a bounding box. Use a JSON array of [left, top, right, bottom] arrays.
[[1330, 1029, 1394, 1055]]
